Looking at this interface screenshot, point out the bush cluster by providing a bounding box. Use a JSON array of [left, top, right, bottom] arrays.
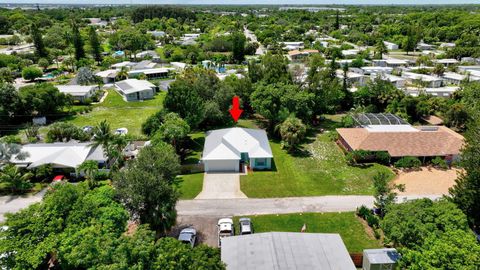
[[394, 156, 421, 169]]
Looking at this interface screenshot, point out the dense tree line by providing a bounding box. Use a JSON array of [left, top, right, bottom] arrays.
[[0, 183, 224, 269], [382, 199, 480, 269], [131, 6, 196, 23]]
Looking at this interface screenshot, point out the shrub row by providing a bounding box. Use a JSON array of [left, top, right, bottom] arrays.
[[346, 150, 391, 165]]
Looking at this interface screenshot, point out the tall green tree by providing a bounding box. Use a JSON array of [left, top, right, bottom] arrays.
[[19, 83, 70, 116], [251, 83, 289, 132], [231, 31, 246, 63], [153, 112, 190, 153], [403, 26, 419, 55], [114, 143, 180, 234], [381, 199, 469, 248], [88, 26, 102, 63], [449, 114, 480, 229], [374, 40, 388, 59], [399, 229, 480, 269], [0, 83, 21, 124], [31, 23, 48, 58], [372, 171, 404, 218], [71, 22, 86, 61]]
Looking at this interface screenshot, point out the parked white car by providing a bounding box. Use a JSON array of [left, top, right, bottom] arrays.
[[114, 128, 128, 135], [217, 218, 234, 247]]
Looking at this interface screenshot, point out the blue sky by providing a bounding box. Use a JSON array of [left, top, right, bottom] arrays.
[[1, 0, 479, 4]]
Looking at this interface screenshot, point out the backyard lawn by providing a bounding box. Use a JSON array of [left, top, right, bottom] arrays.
[[240, 116, 394, 197], [61, 89, 165, 137], [233, 212, 382, 252], [177, 173, 203, 199]]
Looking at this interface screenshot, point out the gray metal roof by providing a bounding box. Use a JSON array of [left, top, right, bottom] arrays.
[[363, 248, 400, 264], [221, 232, 356, 270]]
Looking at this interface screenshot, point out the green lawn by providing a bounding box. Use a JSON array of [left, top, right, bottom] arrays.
[[61, 89, 165, 137], [233, 212, 382, 252], [241, 116, 394, 198], [177, 173, 203, 199]]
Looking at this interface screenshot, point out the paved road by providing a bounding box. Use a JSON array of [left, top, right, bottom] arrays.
[[244, 27, 266, 55], [0, 189, 442, 223], [195, 173, 247, 200], [178, 195, 443, 217], [0, 189, 47, 223]]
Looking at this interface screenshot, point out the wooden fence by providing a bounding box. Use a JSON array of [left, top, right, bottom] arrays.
[[350, 253, 363, 268]]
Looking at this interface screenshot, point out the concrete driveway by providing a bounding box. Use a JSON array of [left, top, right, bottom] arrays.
[[0, 188, 47, 223], [195, 173, 247, 200]]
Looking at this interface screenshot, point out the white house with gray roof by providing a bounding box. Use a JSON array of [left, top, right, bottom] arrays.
[[115, 79, 156, 101], [202, 128, 273, 172], [56, 85, 98, 102]]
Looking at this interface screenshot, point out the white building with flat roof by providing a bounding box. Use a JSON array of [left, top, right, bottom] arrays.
[[115, 79, 156, 102], [402, 71, 443, 88], [383, 41, 399, 50], [56, 85, 98, 102]]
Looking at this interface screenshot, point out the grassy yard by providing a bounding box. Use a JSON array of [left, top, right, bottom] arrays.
[[233, 212, 382, 252], [61, 89, 165, 137], [240, 116, 394, 198], [177, 173, 203, 199]]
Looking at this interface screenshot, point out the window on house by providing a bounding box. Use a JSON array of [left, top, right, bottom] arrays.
[[256, 158, 266, 166]]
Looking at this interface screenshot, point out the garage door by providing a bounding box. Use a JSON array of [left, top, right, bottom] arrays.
[[204, 160, 239, 172]]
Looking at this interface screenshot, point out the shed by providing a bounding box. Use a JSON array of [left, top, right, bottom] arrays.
[[363, 248, 400, 270]]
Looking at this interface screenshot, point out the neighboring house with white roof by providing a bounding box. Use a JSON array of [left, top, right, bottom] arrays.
[[401, 71, 443, 88], [442, 72, 469, 85], [417, 42, 434, 51], [202, 128, 273, 172], [115, 79, 156, 101], [170, 62, 188, 70], [148, 30, 166, 38], [282, 41, 304, 51], [383, 41, 399, 50], [128, 68, 172, 80], [96, 69, 117, 84], [111, 61, 136, 70], [56, 85, 99, 102], [342, 49, 360, 57], [11, 143, 106, 169], [434, 58, 459, 67], [423, 86, 460, 97], [439, 42, 456, 48], [360, 66, 393, 75], [373, 73, 406, 88], [336, 70, 368, 87], [373, 59, 409, 68]]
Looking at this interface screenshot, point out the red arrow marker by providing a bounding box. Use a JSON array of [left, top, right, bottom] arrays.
[[229, 96, 243, 122]]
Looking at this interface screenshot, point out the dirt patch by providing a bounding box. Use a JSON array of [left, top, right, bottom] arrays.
[[393, 167, 462, 195], [174, 215, 221, 247]]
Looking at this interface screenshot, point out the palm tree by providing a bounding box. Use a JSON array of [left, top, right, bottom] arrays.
[[116, 66, 129, 81], [276, 116, 307, 152], [0, 143, 29, 166], [106, 135, 127, 171], [77, 160, 99, 188], [0, 165, 33, 193], [91, 120, 112, 149], [91, 120, 113, 163]]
